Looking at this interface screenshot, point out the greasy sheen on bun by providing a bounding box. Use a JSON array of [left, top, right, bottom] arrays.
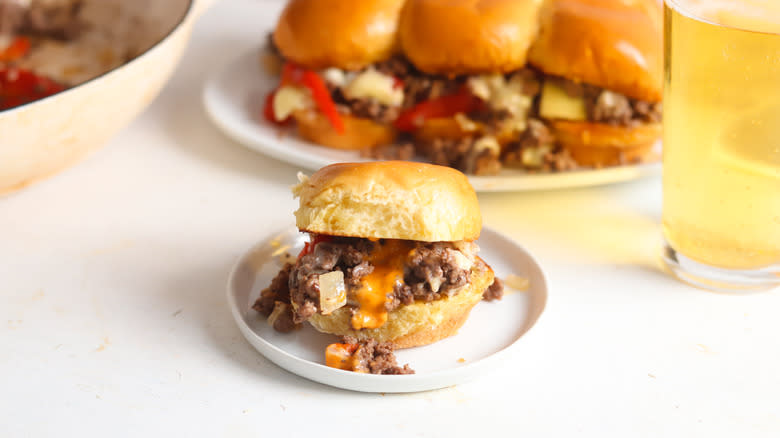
[[293, 110, 398, 150], [307, 261, 494, 348], [399, 0, 543, 74], [293, 161, 481, 242], [528, 0, 663, 102], [273, 0, 405, 70]]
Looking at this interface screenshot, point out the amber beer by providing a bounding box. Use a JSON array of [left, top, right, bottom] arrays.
[[662, 0, 780, 290]]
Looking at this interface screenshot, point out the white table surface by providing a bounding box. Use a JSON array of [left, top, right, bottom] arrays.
[[1, 1, 778, 436]]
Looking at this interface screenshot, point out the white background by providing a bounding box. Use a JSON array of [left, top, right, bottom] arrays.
[[1, 0, 778, 436]]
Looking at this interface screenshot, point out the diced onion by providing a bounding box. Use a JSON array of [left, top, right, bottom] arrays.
[[453, 241, 479, 261], [321, 68, 347, 87], [521, 145, 553, 168], [319, 271, 347, 315], [429, 276, 443, 294], [447, 248, 474, 271], [504, 274, 530, 292], [473, 136, 501, 154]]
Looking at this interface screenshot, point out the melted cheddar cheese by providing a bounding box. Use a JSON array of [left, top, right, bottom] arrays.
[[350, 240, 413, 330]]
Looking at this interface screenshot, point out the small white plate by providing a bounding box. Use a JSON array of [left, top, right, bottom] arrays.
[[227, 227, 548, 393], [203, 48, 661, 192]]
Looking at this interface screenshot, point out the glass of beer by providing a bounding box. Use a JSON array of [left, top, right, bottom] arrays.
[[662, 0, 780, 292]]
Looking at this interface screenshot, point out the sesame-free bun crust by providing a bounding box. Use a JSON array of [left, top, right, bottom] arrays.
[[551, 120, 661, 166], [528, 0, 663, 102], [307, 260, 494, 348], [293, 109, 398, 150], [399, 0, 543, 74], [273, 0, 405, 70], [294, 161, 481, 242]]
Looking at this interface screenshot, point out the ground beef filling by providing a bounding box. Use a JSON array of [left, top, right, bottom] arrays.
[[482, 277, 504, 301], [327, 84, 399, 125], [265, 30, 661, 173], [389, 241, 471, 309], [330, 56, 462, 124], [287, 237, 483, 324], [0, 0, 27, 35], [502, 118, 579, 172], [340, 336, 414, 375], [549, 76, 662, 127], [253, 263, 299, 333], [0, 0, 83, 39], [289, 238, 375, 323], [361, 141, 415, 161], [375, 56, 463, 110], [417, 137, 502, 176]]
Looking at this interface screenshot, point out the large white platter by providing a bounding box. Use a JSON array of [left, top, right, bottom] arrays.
[[203, 49, 661, 192], [227, 227, 548, 393]]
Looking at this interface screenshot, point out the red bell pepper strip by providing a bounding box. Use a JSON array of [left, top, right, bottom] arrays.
[[0, 37, 31, 63], [300, 70, 344, 134], [276, 62, 344, 134], [263, 63, 302, 123], [394, 88, 481, 132], [0, 68, 65, 111]]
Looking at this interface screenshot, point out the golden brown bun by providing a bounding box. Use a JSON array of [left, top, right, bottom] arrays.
[[293, 161, 481, 242], [528, 0, 663, 102], [307, 260, 494, 348], [412, 117, 482, 144], [293, 110, 398, 150], [273, 0, 405, 70], [550, 120, 661, 166], [399, 0, 543, 74]]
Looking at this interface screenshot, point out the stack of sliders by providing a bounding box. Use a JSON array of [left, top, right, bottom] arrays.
[[262, 0, 662, 175], [254, 161, 504, 374]]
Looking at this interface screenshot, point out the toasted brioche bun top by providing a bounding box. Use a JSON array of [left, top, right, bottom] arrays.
[[293, 161, 481, 242], [528, 0, 663, 102], [399, 0, 543, 75], [273, 0, 405, 70]]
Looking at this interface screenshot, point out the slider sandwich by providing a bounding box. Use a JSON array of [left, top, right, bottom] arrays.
[[526, 0, 663, 166], [254, 161, 504, 373]]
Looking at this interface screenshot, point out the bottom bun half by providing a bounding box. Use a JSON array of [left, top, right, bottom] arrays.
[[550, 120, 661, 167], [307, 260, 495, 349], [293, 109, 397, 150]]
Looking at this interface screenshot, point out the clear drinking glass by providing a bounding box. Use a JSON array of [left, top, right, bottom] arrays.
[[661, 0, 780, 292]]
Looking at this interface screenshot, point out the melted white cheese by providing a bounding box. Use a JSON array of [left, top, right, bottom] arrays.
[[272, 86, 312, 121], [343, 68, 404, 107]]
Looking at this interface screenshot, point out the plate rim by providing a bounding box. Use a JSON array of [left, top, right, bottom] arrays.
[[203, 48, 661, 192], [226, 226, 549, 393]]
